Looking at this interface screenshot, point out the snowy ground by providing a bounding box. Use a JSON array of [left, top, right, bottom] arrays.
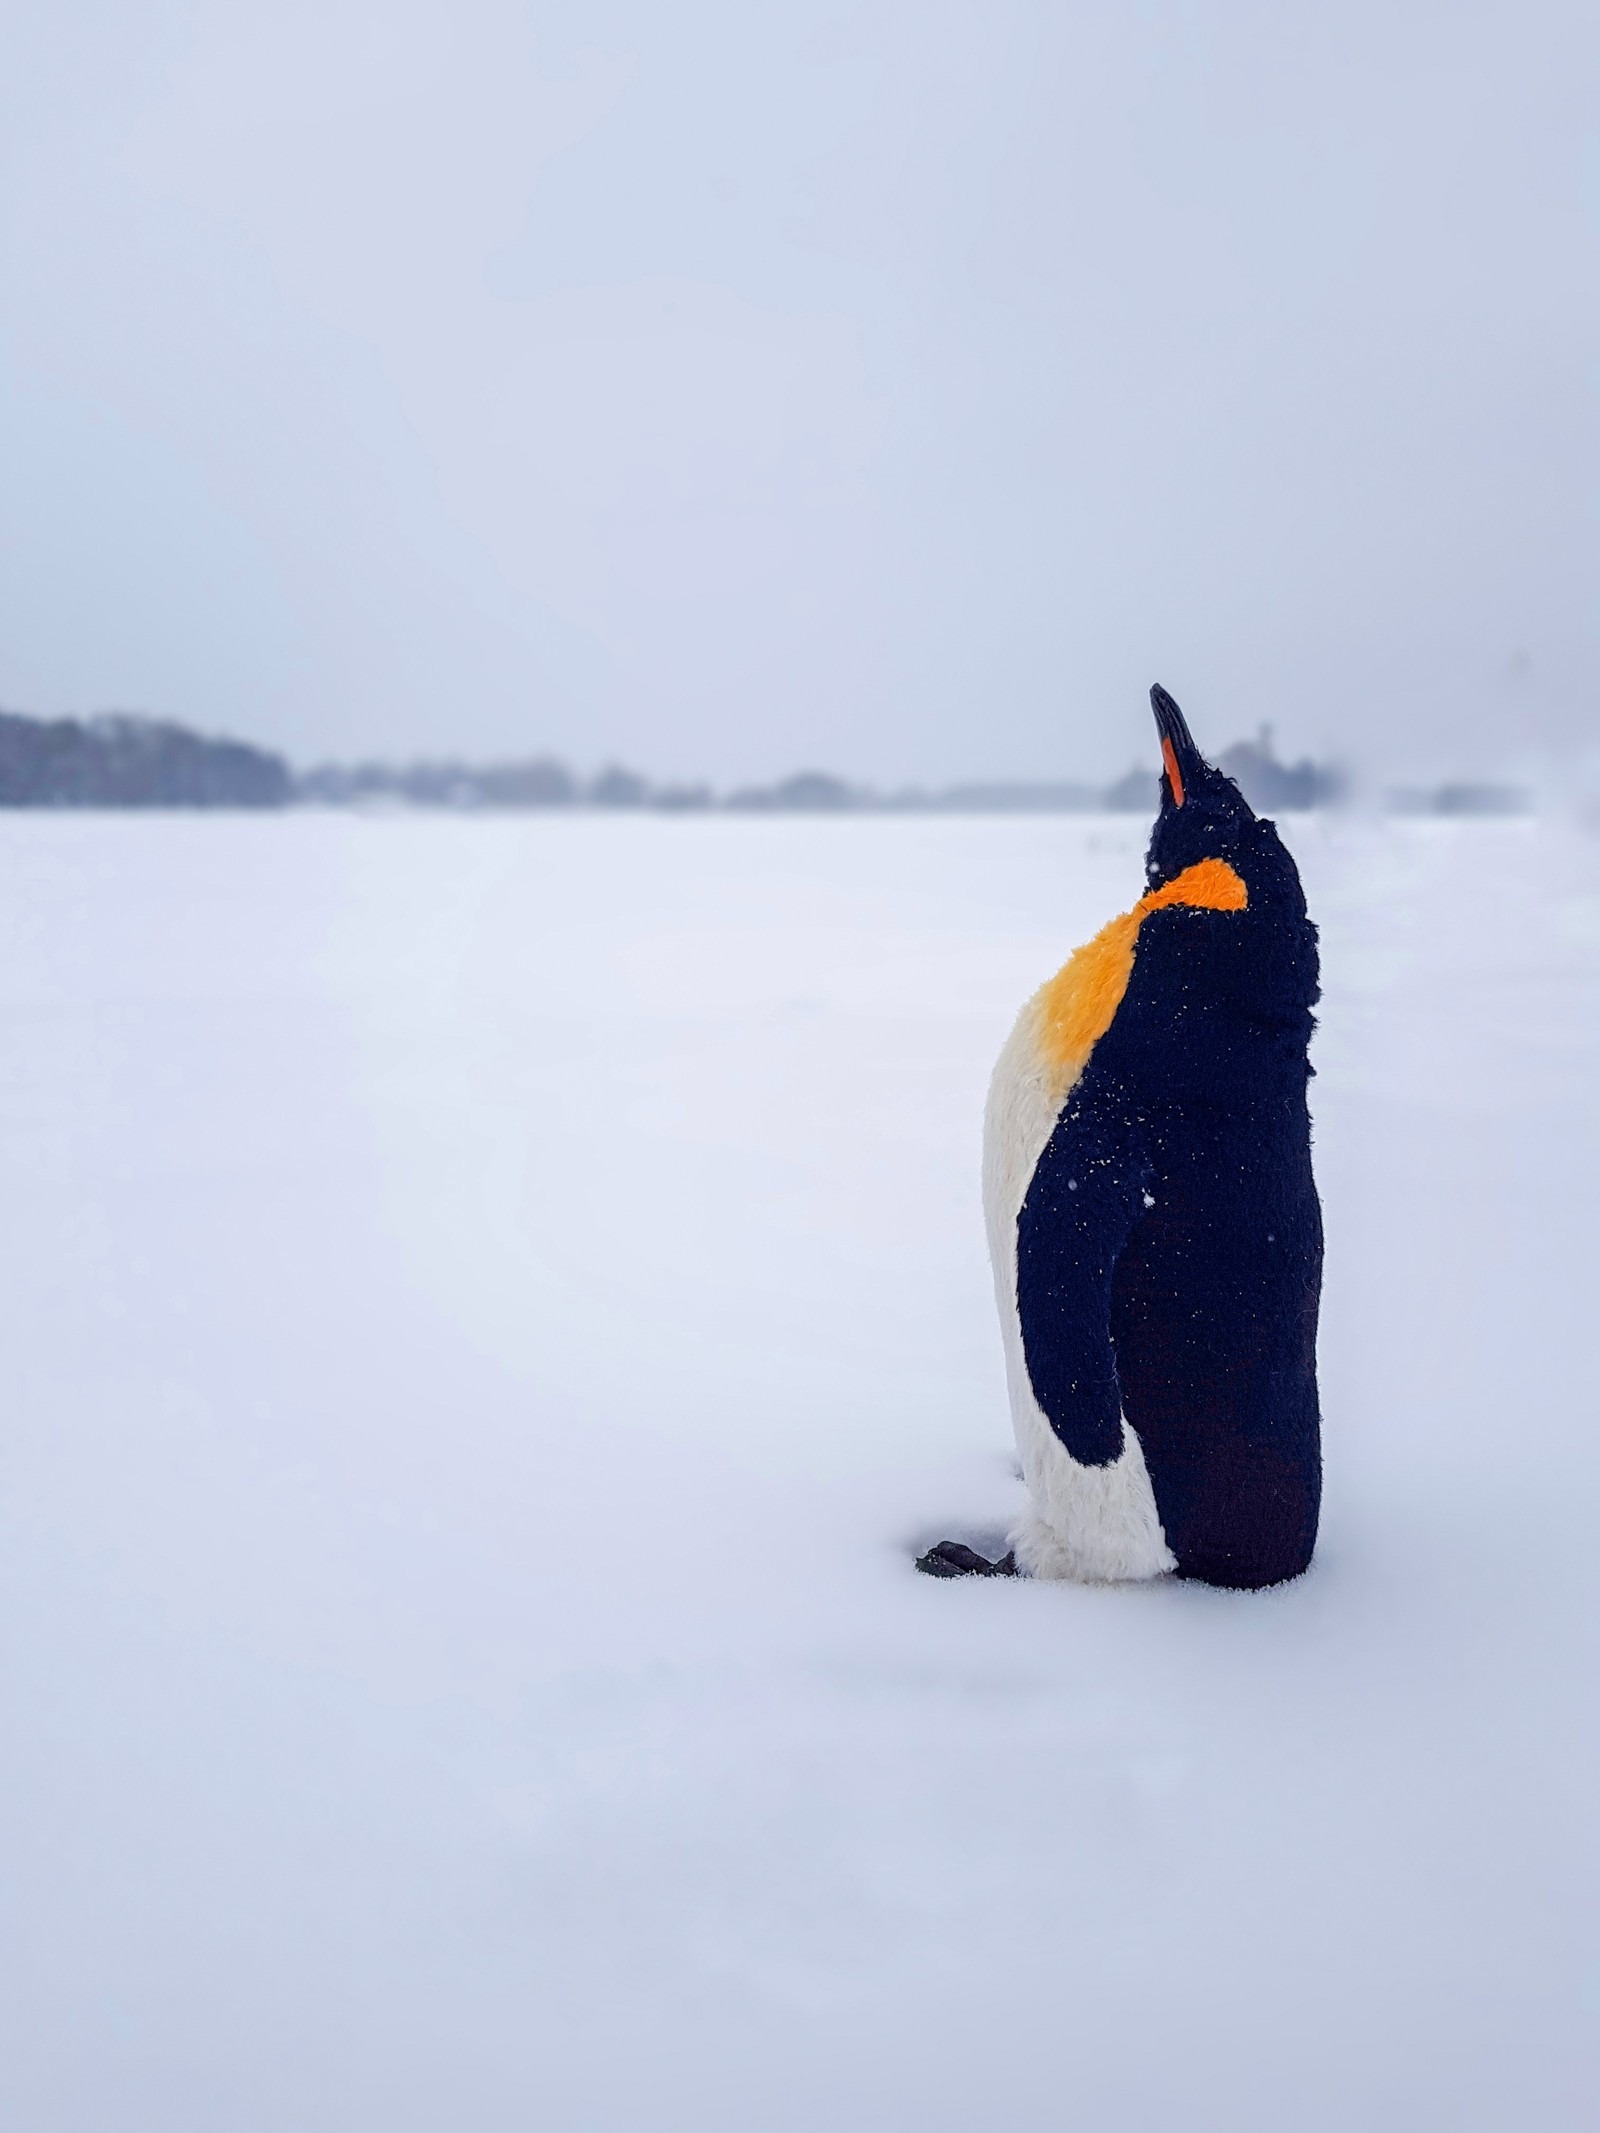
[[0, 809, 1595, 2130]]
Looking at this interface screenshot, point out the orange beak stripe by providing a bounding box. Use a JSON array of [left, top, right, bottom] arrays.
[[1161, 735, 1185, 807]]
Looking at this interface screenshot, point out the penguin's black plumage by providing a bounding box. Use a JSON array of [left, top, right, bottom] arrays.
[[923, 686, 1323, 1591]]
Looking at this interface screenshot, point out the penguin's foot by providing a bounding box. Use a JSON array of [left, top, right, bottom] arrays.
[[915, 1540, 1020, 1579]]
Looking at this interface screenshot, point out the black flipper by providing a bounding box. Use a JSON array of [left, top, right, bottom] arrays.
[[1015, 1075, 1152, 1466]]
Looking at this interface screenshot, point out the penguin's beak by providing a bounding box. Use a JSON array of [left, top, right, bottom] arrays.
[[1150, 683, 1199, 809]]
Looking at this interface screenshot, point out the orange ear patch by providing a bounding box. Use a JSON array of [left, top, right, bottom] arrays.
[[1036, 858, 1247, 1078], [1140, 855, 1247, 917]]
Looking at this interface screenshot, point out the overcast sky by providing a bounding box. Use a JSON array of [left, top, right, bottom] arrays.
[[0, 1, 1593, 782]]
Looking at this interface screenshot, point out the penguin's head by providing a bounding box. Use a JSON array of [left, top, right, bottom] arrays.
[[1144, 683, 1287, 901], [1141, 682, 1318, 1027]]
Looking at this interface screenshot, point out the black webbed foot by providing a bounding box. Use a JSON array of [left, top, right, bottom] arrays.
[[915, 1540, 1019, 1579]]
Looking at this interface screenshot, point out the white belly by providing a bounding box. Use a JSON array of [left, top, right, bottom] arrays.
[[981, 992, 1175, 1582]]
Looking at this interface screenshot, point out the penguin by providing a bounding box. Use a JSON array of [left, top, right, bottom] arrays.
[[919, 685, 1323, 1590]]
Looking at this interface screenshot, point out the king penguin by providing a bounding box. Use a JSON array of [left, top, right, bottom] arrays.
[[920, 685, 1323, 1591]]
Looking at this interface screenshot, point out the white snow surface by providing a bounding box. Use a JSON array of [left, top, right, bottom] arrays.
[[1, 812, 1596, 2130]]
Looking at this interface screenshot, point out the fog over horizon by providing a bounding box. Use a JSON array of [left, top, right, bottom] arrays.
[[0, 1, 1593, 787]]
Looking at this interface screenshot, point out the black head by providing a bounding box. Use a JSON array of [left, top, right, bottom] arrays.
[[1146, 684, 1296, 898], [1146, 683, 1258, 885], [1142, 683, 1319, 1030]]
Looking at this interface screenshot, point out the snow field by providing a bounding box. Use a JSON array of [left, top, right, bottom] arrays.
[[0, 811, 1595, 2130]]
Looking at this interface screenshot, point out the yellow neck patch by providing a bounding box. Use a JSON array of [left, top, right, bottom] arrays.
[[1037, 857, 1247, 1078]]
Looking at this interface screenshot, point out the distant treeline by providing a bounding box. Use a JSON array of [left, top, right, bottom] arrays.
[[0, 707, 1527, 816], [0, 710, 289, 808], [281, 726, 1529, 817], [300, 731, 1350, 814]]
